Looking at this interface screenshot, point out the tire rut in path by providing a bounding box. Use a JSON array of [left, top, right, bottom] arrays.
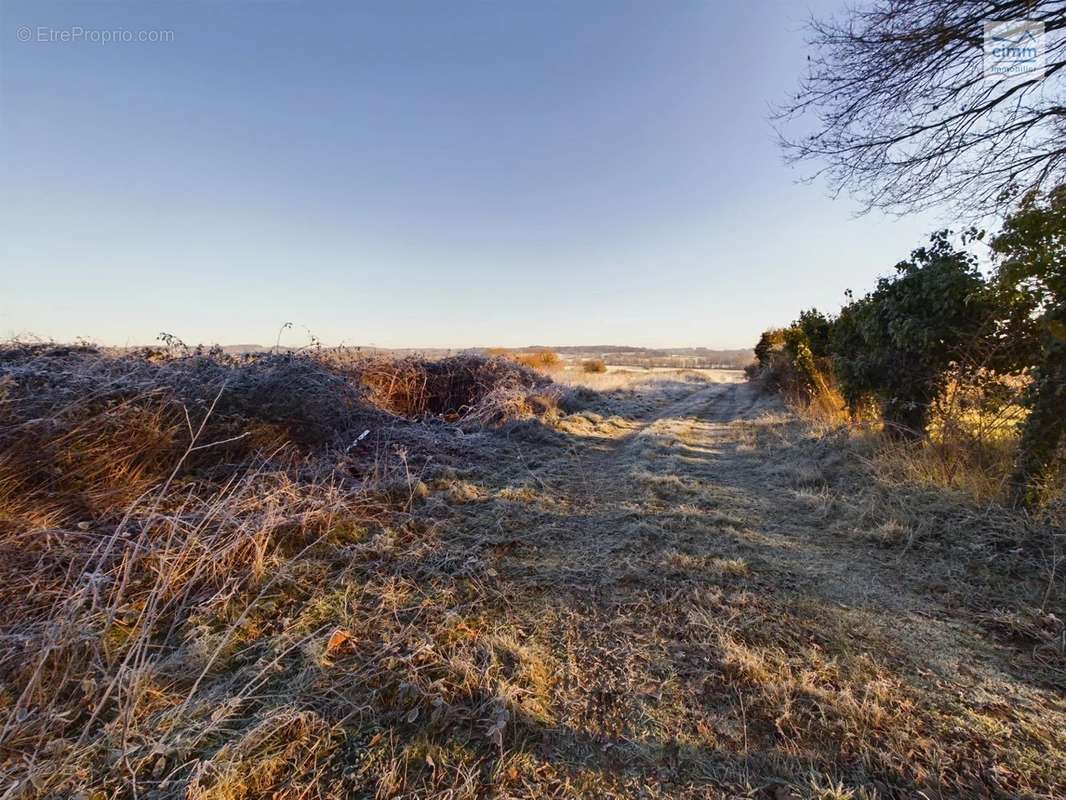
[[501, 380, 752, 587]]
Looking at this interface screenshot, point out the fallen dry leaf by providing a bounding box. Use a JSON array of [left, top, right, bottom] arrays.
[[325, 628, 353, 656]]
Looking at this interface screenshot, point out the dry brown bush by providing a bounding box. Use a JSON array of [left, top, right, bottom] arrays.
[[347, 354, 553, 423], [514, 349, 561, 371], [581, 358, 607, 373]]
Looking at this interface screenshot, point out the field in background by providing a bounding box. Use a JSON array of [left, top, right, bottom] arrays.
[[208, 343, 756, 372], [556, 364, 746, 392]]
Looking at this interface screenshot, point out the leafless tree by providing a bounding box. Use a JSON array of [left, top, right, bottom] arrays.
[[777, 1, 1066, 216]]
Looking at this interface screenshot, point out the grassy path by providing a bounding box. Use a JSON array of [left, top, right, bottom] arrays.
[[416, 373, 1065, 798]]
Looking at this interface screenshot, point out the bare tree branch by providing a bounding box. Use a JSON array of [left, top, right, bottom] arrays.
[[777, 0, 1066, 216]]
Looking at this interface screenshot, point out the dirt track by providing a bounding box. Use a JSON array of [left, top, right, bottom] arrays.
[[500, 376, 761, 587], [420, 371, 1066, 797]]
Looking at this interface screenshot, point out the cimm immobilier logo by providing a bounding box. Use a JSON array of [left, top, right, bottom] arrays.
[[984, 20, 1046, 82]]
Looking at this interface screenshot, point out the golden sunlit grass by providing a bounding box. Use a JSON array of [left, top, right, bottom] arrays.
[[770, 369, 1049, 510]]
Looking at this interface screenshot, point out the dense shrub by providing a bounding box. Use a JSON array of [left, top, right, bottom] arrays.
[[582, 358, 607, 373], [753, 328, 785, 370], [991, 187, 1066, 508], [795, 308, 832, 359], [830, 232, 993, 439], [753, 210, 1066, 508], [0, 345, 373, 525], [751, 314, 833, 404]]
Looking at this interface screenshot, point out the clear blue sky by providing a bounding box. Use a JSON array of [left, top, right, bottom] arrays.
[[1, 0, 942, 350]]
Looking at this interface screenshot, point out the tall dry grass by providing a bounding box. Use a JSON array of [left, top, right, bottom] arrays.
[[0, 343, 564, 798], [757, 356, 1050, 511], [885, 382, 1036, 508]]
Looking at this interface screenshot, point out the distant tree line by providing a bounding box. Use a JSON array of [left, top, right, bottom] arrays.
[[752, 186, 1065, 510]]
